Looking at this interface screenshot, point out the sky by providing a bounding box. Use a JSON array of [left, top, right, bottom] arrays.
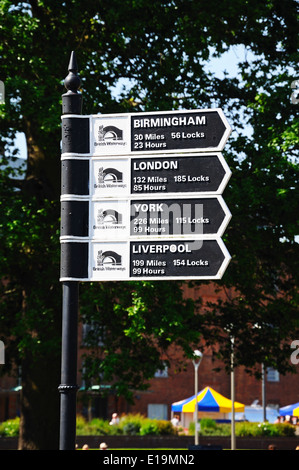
[[11, 45, 254, 161]]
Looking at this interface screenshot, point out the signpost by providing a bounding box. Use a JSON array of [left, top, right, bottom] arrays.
[[62, 107, 231, 157], [60, 111, 232, 283], [59, 52, 232, 450], [61, 152, 231, 197], [90, 108, 231, 155], [86, 238, 231, 282], [129, 196, 231, 237], [130, 153, 231, 195], [60, 195, 231, 240]]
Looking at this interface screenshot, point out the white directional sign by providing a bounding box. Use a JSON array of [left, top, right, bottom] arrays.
[[87, 238, 231, 281], [86, 196, 231, 240], [87, 152, 231, 198], [60, 107, 232, 282], [130, 153, 231, 195], [89, 108, 231, 155]]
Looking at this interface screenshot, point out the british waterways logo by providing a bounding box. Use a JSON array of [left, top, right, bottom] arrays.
[[94, 125, 126, 151], [93, 250, 125, 273]]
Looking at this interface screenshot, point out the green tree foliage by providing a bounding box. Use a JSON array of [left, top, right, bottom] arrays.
[[0, 0, 298, 449], [80, 281, 198, 400], [200, 46, 299, 376]]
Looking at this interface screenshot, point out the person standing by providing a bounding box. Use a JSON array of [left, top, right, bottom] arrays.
[[109, 412, 119, 425]]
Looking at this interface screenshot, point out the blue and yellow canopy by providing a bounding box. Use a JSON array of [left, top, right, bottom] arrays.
[[279, 402, 299, 417], [171, 386, 245, 413]]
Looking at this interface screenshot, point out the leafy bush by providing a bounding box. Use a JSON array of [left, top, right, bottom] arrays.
[[76, 413, 176, 436], [76, 414, 89, 435], [0, 417, 20, 437], [274, 423, 296, 437], [255, 422, 295, 437], [140, 419, 160, 436], [155, 419, 176, 435], [190, 419, 222, 436], [122, 421, 141, 436], [235, 421, 295, 437], [200, 418, 217, 431], [138, 417, 176, 436], [118, 413, 143, 435], [188, 419, 296, 438], [0, 414, 296, 438], [190, 420, 231, 436], [76, 414, 296, 437], [89, 418, 120, 435], [76, 415, 111, 435]]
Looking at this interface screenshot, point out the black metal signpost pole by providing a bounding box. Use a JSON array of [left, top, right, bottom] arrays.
[[59, 281, 79, 450], [57, 51, 232, 449], [58, 52, 82, 450]]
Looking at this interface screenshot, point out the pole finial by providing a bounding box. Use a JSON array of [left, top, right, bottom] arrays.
[[64, 51, 81, 94], [68, 51, 78, 73], [62, 51, 82, 115]]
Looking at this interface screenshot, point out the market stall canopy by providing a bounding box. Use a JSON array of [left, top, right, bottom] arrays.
[[279, 402, 299, 417], [171, 386, 245, 413]]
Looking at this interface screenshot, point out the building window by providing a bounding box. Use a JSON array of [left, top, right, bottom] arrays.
[[154, 363, 168, 378], [82, 322, 105, 347], [148, 404, 168, 420], [267, 367, 280, 382]]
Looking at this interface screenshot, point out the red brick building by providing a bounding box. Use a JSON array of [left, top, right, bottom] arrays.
[[76, 282, 299, 423], [1, 283, 298, 424]]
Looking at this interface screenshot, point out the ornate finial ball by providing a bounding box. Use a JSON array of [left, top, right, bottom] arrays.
[[64, 71, 81, 93]]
